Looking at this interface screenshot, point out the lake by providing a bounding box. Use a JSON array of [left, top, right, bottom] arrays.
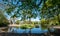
[[8, 27, 54, 34]]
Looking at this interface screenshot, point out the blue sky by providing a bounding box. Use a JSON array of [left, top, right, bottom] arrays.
[[0, 0, 41, 21]]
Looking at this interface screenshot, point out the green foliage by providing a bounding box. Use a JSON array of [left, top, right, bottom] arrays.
[[20, 24, 35, 29], [16, 20, 20, 24], [35, 24, 39, 28], [40, 0, 60, 29], [20, 9, 37, 23], [6, 5, 16, 15], [2, 0, 60, 28], [40, 18, 46, 24], [40, 15, 60, 29], [40, 18, 48, 29], [49, 15, 59, 25], [2, 0, 45, 22], [41, 0, 60, 19], [0, 10, 9, 27]]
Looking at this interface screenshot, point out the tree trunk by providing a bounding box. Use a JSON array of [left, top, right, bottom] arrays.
[[29, 18, 31, 24]]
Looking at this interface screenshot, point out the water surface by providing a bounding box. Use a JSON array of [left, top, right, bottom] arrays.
[[10, 27, 48, 33]]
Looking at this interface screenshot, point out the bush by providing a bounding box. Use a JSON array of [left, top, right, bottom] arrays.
[[0, 23, 9, 27], [35, 25, 39, 28], [20, 24, 35, 29]]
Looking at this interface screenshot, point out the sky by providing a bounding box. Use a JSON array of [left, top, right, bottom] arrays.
[[0, 0, 41, 21]]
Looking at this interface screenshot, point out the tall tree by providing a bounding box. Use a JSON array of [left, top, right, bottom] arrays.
[[20, 9, 37, 23], [1, 0, 46, 21], [40, 0, 60, 29], [41, 0, 60, 19]]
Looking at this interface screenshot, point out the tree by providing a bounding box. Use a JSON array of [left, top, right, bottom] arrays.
[[1, 0, 46, 21], [21, 9, 37, 24], [16, 20, 20, 24], [0, 10, 9, 27], [40, 18, 48, 29], [40, 0, 60, 19], [40, 0, 60, 25]]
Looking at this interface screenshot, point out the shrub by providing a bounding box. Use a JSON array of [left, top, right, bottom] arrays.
[[35, 24, 39, 28], [0, 22, 9, 27], [20, 24, 35, 29]]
